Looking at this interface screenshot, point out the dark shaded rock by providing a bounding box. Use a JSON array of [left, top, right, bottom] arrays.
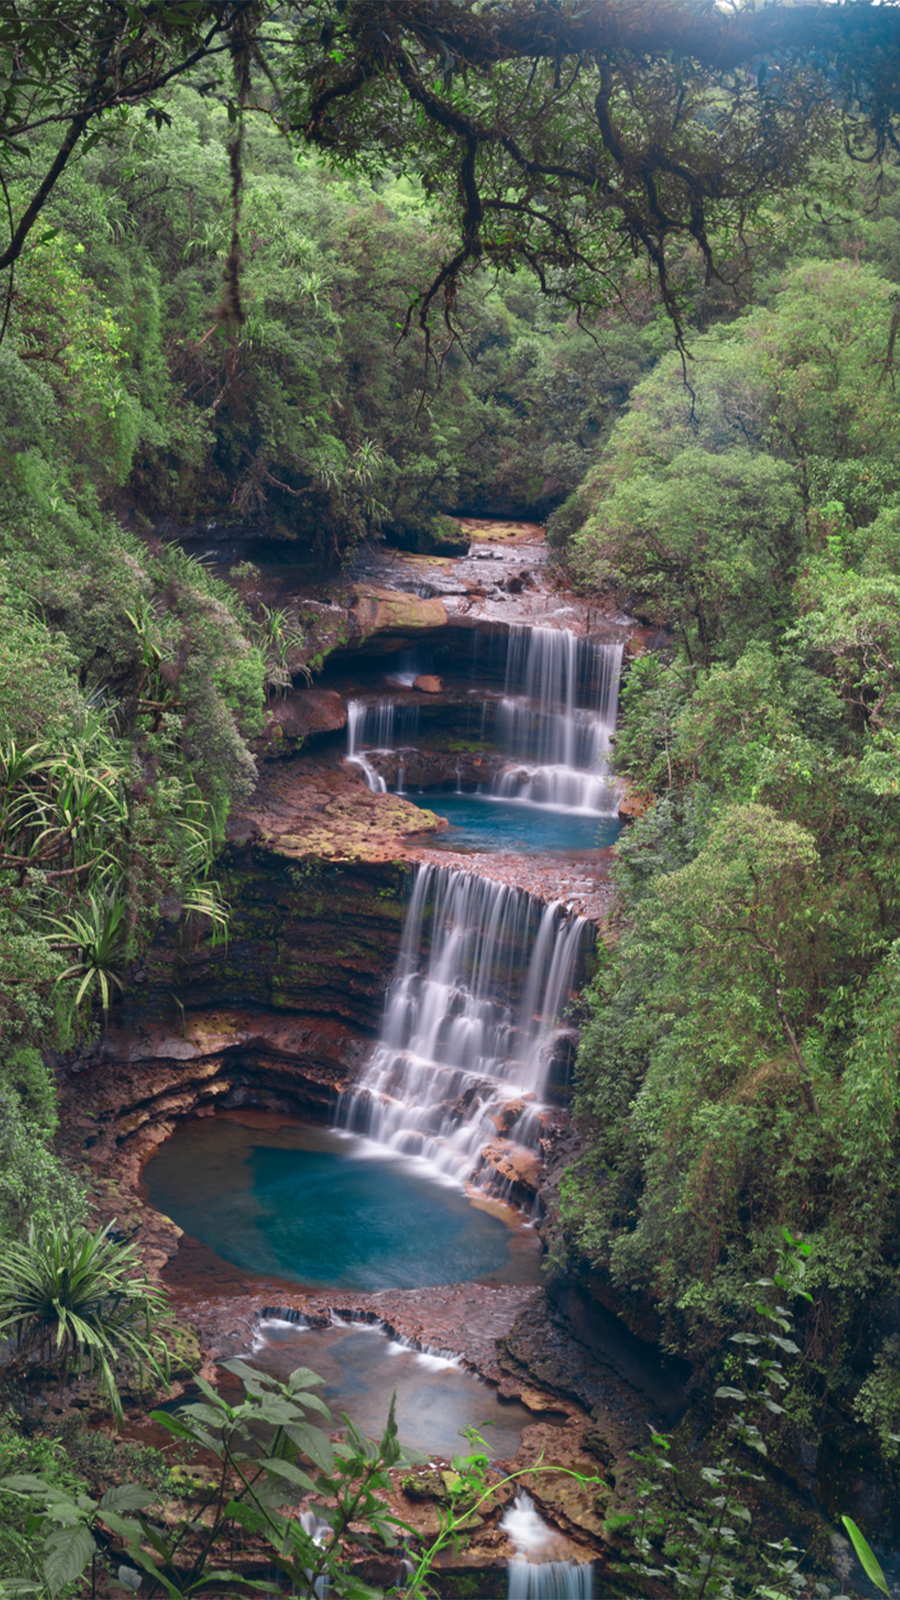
[[582, 1426, 617, 1475], [134, 851, 410, 1033], [364, 748, 508, 792], [502, 1286, 688, 1430], [255, 688, 347, 758]]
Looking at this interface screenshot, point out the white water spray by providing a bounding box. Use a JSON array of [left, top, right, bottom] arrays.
[[492, 627, 622, 814], [338, 863, 587, 1185], [346, 699, 421, 792], [502, 1494, 593, 1599]]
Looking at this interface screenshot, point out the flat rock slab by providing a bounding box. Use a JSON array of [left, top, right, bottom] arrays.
[[165, 1276, 539, 1384], [228, 757, 445, 863], [414, 843, 617, 923], [350, 584, 448, 641]]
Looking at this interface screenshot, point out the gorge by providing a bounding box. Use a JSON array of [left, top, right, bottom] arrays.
[[57, 522, 673, 1595], [7, 33, 900, 1598]]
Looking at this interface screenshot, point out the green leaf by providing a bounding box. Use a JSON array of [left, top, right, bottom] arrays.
[[285, 1421, 335, 1472], [179, 1402, 229, 1429], [841, 1517, 891, 1597], [0, 1475, 58, 1496], [714, 1386, 746, 1401], [286, 1366, 327, 1393], [146, 1408, 193, 1446], [192, 1372, 234, 1412], [259, 1458, 318, 1493], [99, 1485, 155, 1513], [43, 1522, 96, 1597], [223, 1501, 272, 1536]]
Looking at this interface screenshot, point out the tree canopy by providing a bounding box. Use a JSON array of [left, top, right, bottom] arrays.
[[5, 0, 900, 339]]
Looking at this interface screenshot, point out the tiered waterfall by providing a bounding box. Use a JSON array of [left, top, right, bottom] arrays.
[[345, 625, 623, 814]]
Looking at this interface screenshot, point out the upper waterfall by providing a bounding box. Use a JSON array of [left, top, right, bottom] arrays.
[[344, 623, 623, 815], [492, 626, 623, 814]]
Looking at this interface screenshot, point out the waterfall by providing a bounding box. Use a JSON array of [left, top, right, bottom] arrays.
[[297, 1510, 331, 1599], [492, 627, 622, 815], [502, 1494, 593, 1599], [346, 698, 420, 793], [337, 863, 588, 1186]]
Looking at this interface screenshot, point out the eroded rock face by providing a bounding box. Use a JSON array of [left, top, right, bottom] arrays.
[[362, 747, 509, 792], [58, 1010, 367, 1272], [480, 1139, 544, 1202], [131, 849, 410, 1033]]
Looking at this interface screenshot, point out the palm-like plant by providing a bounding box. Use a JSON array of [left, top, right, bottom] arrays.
[[47, 888, 128, 1013], [0, 1221, 171, 1423]]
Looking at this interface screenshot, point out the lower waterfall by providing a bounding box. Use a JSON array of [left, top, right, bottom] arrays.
[[337, 862, 588, 1186], [502, 1495, 594, 1599]]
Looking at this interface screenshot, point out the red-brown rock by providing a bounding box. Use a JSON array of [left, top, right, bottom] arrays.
[[256, 689, 346, 757]]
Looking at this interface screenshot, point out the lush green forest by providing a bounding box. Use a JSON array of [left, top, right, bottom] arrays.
[[5, 0, 900, 1594]]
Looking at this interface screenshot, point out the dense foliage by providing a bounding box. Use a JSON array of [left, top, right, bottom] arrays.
[[554, 186, 900, 1475], [0, 80, 665, 1256]]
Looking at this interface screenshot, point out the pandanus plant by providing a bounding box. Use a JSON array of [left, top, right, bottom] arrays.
[[46, 887, 129, 1014], [0, 729, 126, 883], [0, 1220, 171, 1423]]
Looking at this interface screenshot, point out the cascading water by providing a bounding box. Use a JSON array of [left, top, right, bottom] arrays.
[[492, 626, 622, 814], [346, 699, 420, 793], [337, 862, 587, 1186], [502, 1494, 593, 1599], [298, 1511, 331, 1599]]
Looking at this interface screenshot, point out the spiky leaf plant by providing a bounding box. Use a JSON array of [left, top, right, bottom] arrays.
[[0, 1221, 171, 1423]]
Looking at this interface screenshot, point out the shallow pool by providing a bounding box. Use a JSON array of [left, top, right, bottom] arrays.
[[421, 792, 621, 853], [250, 1316, 538, 1458], [145, 1118, 529, 1290]]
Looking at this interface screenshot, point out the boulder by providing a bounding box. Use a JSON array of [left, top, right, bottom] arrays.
[[413, 674, 443, 693], [481, 1138, 543, 1196], [618, 785, 653, 821], [256, 689, 346, 757], [350, 585, 447, 644]]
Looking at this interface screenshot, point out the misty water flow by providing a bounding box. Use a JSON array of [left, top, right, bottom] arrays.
[[491, 626, 622, 815], [338, 862, 588, 1187], [502, 1494, 594, 1598]]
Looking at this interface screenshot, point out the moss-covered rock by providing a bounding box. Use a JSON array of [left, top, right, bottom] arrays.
[[350, 585, 448, 643]]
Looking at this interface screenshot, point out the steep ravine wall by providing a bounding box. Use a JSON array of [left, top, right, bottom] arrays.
[[58, 843, 411, 1273]]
